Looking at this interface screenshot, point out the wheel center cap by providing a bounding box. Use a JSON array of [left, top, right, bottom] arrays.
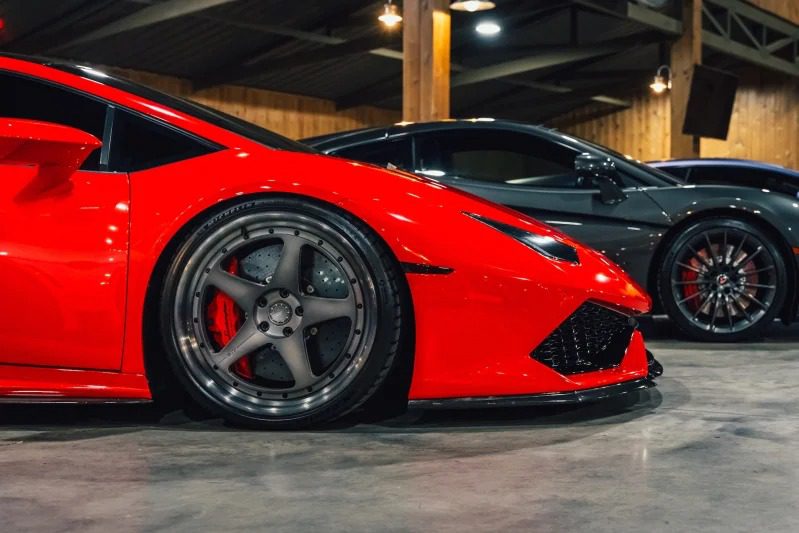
[[717, 274, 729, 286], [268, 301, 293, 325]]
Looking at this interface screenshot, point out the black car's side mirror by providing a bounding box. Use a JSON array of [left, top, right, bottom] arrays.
[[575, 153, 627, 205]]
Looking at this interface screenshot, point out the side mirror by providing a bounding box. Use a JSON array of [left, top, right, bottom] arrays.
[[575, 153, 627, 205], [0, 119, 102, 185]]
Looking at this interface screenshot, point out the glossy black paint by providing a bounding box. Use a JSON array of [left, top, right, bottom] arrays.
[[650, 158, 799, 198], [306, 120, 799, 321]]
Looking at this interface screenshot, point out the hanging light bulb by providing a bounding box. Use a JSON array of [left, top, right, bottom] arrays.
[[649, 65, 672, 94], [378, 1, 402, 28], [475, 20, 501, 36], [450, 1, 496, 12]]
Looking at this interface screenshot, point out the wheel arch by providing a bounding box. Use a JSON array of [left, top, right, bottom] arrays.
[[646, 207, 797, 322], [141, 192, 416, 403]]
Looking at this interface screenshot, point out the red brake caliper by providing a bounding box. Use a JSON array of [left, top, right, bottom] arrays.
[[206, 257, 254, 379]]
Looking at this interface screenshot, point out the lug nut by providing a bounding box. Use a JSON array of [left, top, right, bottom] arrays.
[[310, 327, 318, 336], [296, 306, 304, 316], [280, 289, 290, 298], [258, 322, 269, 332], [257, 297, 267, 308], [283, 327, 293, 336]]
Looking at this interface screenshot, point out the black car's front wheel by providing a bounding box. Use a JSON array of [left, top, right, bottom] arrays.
[[658, 218, 786, 342], [160, 197, 406, 428]]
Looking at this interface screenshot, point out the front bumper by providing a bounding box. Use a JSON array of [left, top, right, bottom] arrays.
[[408, 377, 651, 410]]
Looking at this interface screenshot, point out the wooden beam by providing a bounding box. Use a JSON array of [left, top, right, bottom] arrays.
[[195, 32, 400, 89], [51, 0, 238, 51], [403, 0, 451, 122], [670, 0, 702, 158], [451, 46, 626, 88]]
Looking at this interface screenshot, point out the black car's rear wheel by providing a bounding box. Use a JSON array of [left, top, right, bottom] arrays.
[[160, 197, 405, 428], [658, 218, 786, 342]]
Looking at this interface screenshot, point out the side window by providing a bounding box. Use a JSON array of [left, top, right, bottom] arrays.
[[0, 71, 106, 170], [414, 129, 580, 188], [108, 110, 215, 172], [332, 138, 412, 170], [660, 165, 690, 181]]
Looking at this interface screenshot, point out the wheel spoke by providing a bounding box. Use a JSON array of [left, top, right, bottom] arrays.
[[747, 265, 775, 275], [270, 235, 304, 292], [207, 265, 264, 310], [678, 290, 705, 305], [724, 295, 735, 329], [212, 321, 268, 371], [274, 335, 315, 389], [733, 245, 763, 268], [732, 296, 753, 322], [732, 234, 748, 263], [744, 283, 776, 289], [703, 233, 719, 269], [301, 295, 357, 326], [722, 230, 729, 264], [687, 243, 713, 269], [677, 261, 704, 274], [709, 293, 720, 330], [739, 291, 769, 311]]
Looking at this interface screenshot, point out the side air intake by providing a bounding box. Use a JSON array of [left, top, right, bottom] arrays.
[[531, 302, 635, 375]]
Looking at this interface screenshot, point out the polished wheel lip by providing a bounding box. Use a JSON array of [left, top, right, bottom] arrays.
[[669, 227, 777, 335], [172, 210, 378, 418]]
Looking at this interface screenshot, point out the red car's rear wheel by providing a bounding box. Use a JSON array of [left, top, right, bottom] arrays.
[[161, 198, 405, 428]]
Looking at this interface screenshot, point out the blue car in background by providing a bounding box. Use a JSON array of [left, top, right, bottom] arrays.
[[650, 158, 799, 198]]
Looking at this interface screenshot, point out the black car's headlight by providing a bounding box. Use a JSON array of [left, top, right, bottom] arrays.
[[465, 212, 580, 264]]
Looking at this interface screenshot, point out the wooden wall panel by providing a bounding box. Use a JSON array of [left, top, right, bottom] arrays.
[[702, 70, 799, 168], [549, 91, 672, 162], [550, 70, 797, 168], [748, 0, 799, 24], [111, 68, 400, 140]]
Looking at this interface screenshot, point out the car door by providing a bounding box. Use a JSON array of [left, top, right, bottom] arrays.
[[0, 71, 129, 370], [411, 127, 670, 284]]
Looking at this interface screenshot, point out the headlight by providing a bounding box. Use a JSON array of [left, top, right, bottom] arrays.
[[465, 212, 579, 264]]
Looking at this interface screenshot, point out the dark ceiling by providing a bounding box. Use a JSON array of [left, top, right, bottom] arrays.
[[0, 0, 794, 122]]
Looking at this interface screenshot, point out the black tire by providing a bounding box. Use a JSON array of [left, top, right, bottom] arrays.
[[658, 217, 786, 342], [159, 197, 406, 428]]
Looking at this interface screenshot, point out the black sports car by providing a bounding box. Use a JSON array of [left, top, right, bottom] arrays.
[[305, 120, 799, 342]]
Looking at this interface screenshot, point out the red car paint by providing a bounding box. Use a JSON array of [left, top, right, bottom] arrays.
[[0, 56, 651, 403]]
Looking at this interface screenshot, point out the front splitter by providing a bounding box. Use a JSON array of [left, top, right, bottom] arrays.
[[407, 378, 651, 410]]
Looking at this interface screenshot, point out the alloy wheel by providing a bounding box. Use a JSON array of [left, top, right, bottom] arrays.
[[669, 227, 777, 334], [171, 210, 379, 418]]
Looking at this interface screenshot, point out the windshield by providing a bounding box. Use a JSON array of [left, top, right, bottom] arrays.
[[50, 63, 316, 154]]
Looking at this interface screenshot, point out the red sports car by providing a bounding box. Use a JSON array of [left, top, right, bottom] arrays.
[[0, 54, 658, 428]]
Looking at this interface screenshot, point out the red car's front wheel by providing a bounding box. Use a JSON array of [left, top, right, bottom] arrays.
[[160, 197, 406, 428]]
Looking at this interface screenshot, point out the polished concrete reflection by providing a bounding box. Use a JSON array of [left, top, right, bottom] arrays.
[[1, 321, 797, 532]]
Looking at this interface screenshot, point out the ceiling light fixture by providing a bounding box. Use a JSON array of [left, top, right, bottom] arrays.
[[378, 1, 402, 28], [475, 20, 501, 36], [451, 1, 496, 12], [649, 65, 672, 94]]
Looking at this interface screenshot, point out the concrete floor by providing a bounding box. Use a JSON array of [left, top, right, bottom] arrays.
[[1, 321, 797, 532]]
